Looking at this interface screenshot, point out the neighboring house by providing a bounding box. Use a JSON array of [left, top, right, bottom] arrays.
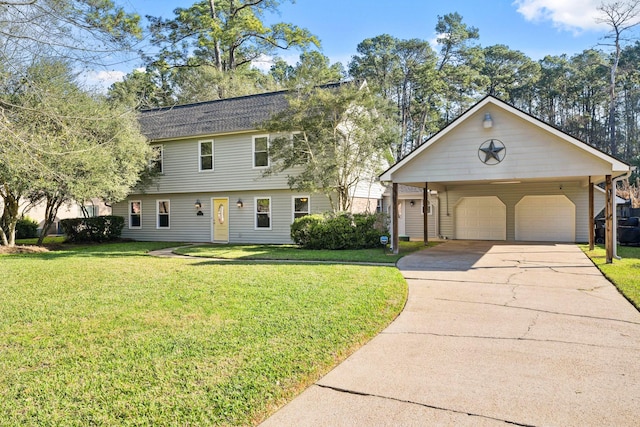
[[1, 198, 110, 235], [382, 185, 439, 240], [380, 95, 632, 249], [112, 89, 384, 244]]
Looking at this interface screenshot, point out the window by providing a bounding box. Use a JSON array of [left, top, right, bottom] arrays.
[[199, 140, 213, 171], [293, 196, 310, 220], [422, 202, 433, 215], [79, 204, 99, 218], [129, 201, 141, 229], [253, 135, 269, 168], [255, 197, 271, 229], [156, 200, 170, 228], [292, 132, 308, 163], [151, 145, 163, 173]]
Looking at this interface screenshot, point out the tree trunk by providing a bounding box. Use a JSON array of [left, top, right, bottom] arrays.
[[208, 0, 223, 71], [608, 46, 619, 156], [1, 186, 20, 246], [37, 195, 64, 246]]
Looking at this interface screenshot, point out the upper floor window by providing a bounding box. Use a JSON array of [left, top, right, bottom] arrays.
[[199, 140, 213, 171], [255, 197, 271, 229], [253, 135, 269, 168], [157, 200, 170, 229], [293, 196, 310, 220], [150, 145, 163, 173]]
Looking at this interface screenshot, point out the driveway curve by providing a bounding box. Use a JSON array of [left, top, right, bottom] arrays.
[[261, 241, 640, 426]]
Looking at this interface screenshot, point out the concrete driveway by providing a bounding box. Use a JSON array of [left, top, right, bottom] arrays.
[[261, 241, 640, 426]]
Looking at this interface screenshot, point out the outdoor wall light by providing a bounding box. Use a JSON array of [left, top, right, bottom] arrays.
[[237, 199, 243, 208], [410, 200, 415, 207], [483, 113, 493, 128], [195, 199, 204, 216]]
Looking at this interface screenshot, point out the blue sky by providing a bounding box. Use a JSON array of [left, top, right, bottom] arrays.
[[92, 0, 621, 88]]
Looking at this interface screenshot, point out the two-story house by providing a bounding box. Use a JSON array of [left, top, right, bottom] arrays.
[[112, 89, 385, 244]]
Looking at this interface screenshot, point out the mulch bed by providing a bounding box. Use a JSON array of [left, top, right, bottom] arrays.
[[0, 245, 50, 254]]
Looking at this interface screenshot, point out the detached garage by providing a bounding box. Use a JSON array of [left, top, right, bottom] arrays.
[[379, 95, 631, 258]]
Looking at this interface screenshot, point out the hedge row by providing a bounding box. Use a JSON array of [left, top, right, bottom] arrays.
[[291, 212, 387, 250], [60, 216, 124, 243]]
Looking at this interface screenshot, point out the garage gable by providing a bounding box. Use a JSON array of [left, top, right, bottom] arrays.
[[380, 96, 630, 187]]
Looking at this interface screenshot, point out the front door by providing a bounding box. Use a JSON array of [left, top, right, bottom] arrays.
[[212, 198, 229, 242]]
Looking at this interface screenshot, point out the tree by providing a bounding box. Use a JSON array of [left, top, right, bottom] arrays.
[[619, 42, 640, 160], [262, 83, 397, 212], [433, 13, 484, 120], [0, 0, 141, 68], [278, 51, 345, 88], [597, 0, 640, 157], [115, 1, 320, 106], [148, 0, 319, 71], [145, 0, 318, 94], [349, 35, 438, 158], [268, 51, 344, 90], [481, 44, 541, 102], [107, 68, 172, 109], [348, 14, 482, 160], [0, 59, 150, 246]]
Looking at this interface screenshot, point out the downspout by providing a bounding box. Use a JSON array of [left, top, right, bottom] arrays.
[[612, 169, 634, 260]]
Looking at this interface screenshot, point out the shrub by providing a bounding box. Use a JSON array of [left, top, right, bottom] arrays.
[[16, 217, 40, 239], [290, 214, 324, 248], [291, 212, 387, 250], [60, 216, 124, 243]]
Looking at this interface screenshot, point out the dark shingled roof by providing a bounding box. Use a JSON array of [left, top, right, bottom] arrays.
[[138, 90, 291, 141], [138, 83, 346, 141]]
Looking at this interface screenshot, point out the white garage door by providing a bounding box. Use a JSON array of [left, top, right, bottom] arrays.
[[515, 195, 575, 242], [455, 196, 506, 240]]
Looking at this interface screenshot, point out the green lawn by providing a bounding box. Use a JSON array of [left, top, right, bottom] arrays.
[[0, 242, 408, 426], [175, 240, 433, 263], [15, 235, 67, 245], [581, 244, 640, 309]]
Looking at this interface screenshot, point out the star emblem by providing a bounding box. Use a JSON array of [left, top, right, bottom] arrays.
[[478, 139, 506, 164]]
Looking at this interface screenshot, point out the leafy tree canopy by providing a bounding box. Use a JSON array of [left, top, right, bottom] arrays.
[[263, 82, 397, 212]]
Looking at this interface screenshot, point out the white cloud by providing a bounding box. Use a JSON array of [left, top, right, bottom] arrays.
[[251, 54, 278, 72], [513, 0, 609, 33], [251, 52, 301, 72], [251, 51, 349, 72], [81, 70, 127, 92]]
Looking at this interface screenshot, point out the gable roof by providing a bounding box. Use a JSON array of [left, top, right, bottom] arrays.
[[379, 95, 631, 182], [138, 90, 291, 141]]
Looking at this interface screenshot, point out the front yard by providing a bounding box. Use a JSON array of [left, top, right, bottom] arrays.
[[174, 240, 432, 263], [0, 242, 408, 425]]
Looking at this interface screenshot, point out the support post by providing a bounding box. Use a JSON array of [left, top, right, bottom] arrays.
[[588, 177, 594, 251], [392, 182, 399, 254], [423, 184, 429, 245], [605, 174, 613, 263]]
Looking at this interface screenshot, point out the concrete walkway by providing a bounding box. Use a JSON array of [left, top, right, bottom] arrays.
[[260, 241, 640, 426]]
